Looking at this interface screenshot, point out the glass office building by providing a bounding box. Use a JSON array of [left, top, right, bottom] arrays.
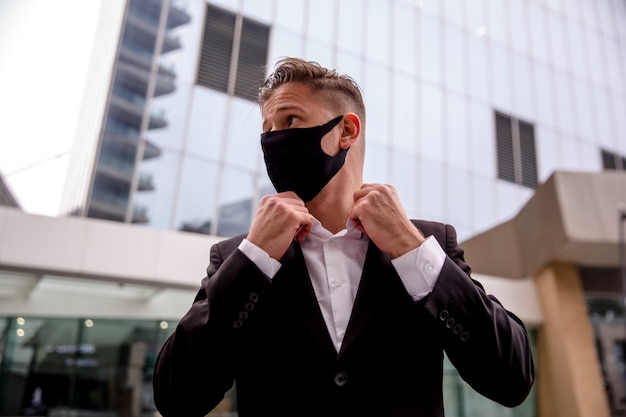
[[1, 0, 625, 415]]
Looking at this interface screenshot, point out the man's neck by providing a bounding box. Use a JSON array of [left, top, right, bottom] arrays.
[[307, 181, 361, 234]]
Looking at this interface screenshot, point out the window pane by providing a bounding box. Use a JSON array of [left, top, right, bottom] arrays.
[[444, 25, 465, 94], [419, 13, 441, 84], [446, 93, 469, 170], [196, 5, 235, 93], [234, 17, 270, 101], [419, 83, 444, 161], [519, 119, 538, 188], [495, 111, 515, 183]]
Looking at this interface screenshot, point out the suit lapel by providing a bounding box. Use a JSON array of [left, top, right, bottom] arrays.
[[274, 242, 337, 357], [338, 241, 398, 357]]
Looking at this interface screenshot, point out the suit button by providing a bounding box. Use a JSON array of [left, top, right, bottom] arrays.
[[334, 371, 348, 387], [453, 324, 463, 335], [439, 310, 449, 321], [460, 331, 471, 342], [244, 302, 255, 312], [445, 318, 455, 329], [233, 320, 243, 329], [249, 292, 259, 303], [238, 311, 249, 320]]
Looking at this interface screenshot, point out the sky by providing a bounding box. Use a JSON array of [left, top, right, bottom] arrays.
[[0, 0, 103, 216]]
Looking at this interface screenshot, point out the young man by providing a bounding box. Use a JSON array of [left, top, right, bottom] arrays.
[[153, 58, 534, 417]]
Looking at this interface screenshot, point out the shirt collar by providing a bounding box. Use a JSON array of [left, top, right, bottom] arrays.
[[309, 218, 365, 241]]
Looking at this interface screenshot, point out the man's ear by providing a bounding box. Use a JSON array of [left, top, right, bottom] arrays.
[[339, 113, 361, 149]]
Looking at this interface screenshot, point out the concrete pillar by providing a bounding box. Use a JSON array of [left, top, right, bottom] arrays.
[[534, 263, 610, 417]]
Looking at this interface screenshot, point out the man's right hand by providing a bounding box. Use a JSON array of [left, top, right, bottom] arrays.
[[246, 192, 314, 260]]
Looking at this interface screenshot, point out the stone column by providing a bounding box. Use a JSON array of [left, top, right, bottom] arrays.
[[534, 263, 610, 417]]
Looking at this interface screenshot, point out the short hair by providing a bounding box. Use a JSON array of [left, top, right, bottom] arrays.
[[258, 57, 366, 128]]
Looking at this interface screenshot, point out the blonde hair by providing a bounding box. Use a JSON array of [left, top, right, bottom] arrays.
[[258, 57, 366, 127]]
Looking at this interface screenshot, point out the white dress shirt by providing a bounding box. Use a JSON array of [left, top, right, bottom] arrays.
[[238, 220, 446, 352]]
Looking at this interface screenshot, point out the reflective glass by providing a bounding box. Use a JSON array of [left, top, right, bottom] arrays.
[[186, 87, 229, 160], [268, 28, 303, 61], [613, 0, 626, 42], [363, 62, 390, 144], [566, 18, 591, 80], [553, 71, 576, 135], [528, 3, 550, 63], [307, 0, 335, 45], [446, 165, 470, 230], [592, 87, 616, 149], [490, 44, 512, 111], [574, 79, 596, 141], [392, 73, 418, 154], [337, 0, 364, 56], [509, 0, 529, 55], [275, 0, 307, 33], [560, 136, 583, 171], [365, 0, 390, 65], [446, 93, 469, 170], [444, 24, 466, 94], [596, 0, 616, 37], [304, 39, 334, 66], [535, 125, 560, 183], [469, 101, 495, 177], [390, 149, 418, 219], [533, 61, 556, 127], [495, 180, 520, 223], [579, 140, 602, 171], [223, 97, 263, 171], [511, 53, 533, 121], [393, 2, 417, 74], [419, 82, 444, 162], [586, 31, 608, 88], [419, 13, 442, 84], [466, 0, 486, 35], [418, 156, 445, 220], [611, 94, 626, 151], [547, 10, 569, 71], [419, 0, 441, 18], [363, 141, 389, 183], [467, 36, 489, 102], [149, 83, 194, 152], [471, 174, 496, 233], [134, 149, 182, 230], [485, 0, 508, 46], [605, 40, 625, 95], [216, 167, 256, 237], [442, 0, 464, 27], [173, 156, 219, 234], [241, 0, 274, 23]]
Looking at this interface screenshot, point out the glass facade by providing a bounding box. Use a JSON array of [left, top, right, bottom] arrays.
[[75, 0, 626, 243], [0, 316, 176, 416]]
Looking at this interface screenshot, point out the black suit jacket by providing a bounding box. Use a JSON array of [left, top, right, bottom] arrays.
[[153, 220, 534, 417]]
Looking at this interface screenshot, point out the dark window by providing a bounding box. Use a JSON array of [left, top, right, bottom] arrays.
[[495, 111, 538, 188], [196, 5, 270, 102], [601, 149, 626, 170]]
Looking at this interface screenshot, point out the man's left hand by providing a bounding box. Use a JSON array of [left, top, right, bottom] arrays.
[[349, 183, 425, 258]]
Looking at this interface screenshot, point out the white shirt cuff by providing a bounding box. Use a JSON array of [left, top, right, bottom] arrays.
[[391, 235, 446, 301], [238, 239, 282, 280]]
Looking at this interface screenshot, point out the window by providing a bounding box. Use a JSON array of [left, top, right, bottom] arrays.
[[495, 111, 538, 188], [601, 149, 626, 170], [196, 4, 270, 102]]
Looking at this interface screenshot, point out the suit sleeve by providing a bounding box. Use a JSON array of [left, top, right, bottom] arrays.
[[153, 239, 271, 417], [423, 223, 535, 407]]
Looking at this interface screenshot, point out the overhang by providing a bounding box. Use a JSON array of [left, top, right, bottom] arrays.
[[461, 171, 626, 279]]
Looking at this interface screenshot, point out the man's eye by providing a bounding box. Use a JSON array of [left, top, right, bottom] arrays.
[[287, 116, 298, 127]]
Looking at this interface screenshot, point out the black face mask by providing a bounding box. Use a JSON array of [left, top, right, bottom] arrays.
[[261, 115, 348, 202]]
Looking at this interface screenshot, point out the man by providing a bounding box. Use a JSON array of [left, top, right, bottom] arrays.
[[153, 58, 534, 417]]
